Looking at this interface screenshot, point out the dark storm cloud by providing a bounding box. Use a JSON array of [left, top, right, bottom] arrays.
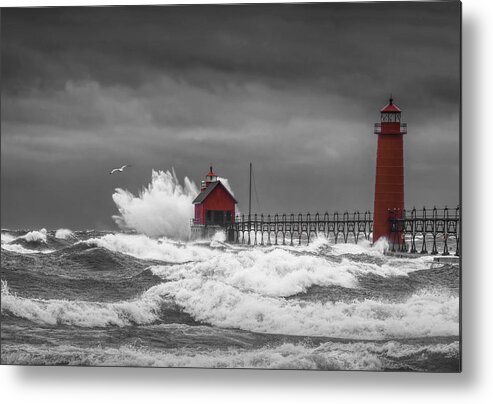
[[2, 3, 459, 95], [1, 2, 460, 229]]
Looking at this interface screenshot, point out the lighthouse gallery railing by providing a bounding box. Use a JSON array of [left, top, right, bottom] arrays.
[[374, 123, 407, 134], [227, 206, 460, 256]]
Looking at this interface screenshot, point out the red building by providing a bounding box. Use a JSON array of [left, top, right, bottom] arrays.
[[373, 97, 407, 243], [192, 167, 237, 231]]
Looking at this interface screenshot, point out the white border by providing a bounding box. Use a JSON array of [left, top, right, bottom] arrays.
[[1, 0, 492, 403]]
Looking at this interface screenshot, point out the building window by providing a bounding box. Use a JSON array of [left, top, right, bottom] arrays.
[[205, 210, 232, 225], [381, 112, 401, 123]]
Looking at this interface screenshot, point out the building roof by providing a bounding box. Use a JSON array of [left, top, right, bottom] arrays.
[[192, 180, 238, 205], [380, 97, 401, 113]]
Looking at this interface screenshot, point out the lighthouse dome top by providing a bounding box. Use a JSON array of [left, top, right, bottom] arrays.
[[205, 166, 218, 183], [380, 97, 401, 113], [206, 166, 217, 178]]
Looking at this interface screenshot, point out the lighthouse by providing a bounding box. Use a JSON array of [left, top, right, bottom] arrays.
[[373, 97, 407, 243], [191, 166, 237, 239]]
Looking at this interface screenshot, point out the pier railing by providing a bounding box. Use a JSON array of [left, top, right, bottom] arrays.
[[228, 211, 373, 246], [388, 206, 460, 256], [227, 205, 460, 256]]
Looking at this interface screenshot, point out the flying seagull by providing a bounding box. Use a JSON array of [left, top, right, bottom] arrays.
[[109, 164, 131, 175]]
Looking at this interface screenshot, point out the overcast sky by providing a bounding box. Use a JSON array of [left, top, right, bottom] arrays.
[[1, 1, 460, 230]]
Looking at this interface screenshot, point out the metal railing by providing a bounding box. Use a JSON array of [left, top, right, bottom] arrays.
[[374, 123, 407, 134], [388, 206, 460, 256], [225, 205, 460, 256], [227, 211, 373, 246]]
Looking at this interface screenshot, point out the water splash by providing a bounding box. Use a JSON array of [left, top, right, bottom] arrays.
[[55, 228, 74, 240], [112, 169, 199, 239], [20, 228, 47, 243]]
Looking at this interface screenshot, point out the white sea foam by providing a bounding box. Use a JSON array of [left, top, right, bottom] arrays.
[[281, 235, 433, 276], [296, 236, 397, 259], [148, 239, 433, 296], [81, 232, 433, 293], [0, 244, 54, 254], [20, 228, 47, 243], [1, 232, 16, 244], [155, 279, 459, 339], [150, 248, 358, 296], [338, 238, 382, 255], [3, 225, 454, 338], [1, 280, 163, 327], [0, 228, 54, 253], [211, 230, 227, 243], [55, 228, 74, 240], [0, 278, 459, 339], [112, 169, 199, 239], [1, 340, 459, 370], [83, 233, 216, 263]]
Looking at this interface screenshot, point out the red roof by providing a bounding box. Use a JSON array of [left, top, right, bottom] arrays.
[[380, 97, 401, 113], [192, 181, 238, 204]]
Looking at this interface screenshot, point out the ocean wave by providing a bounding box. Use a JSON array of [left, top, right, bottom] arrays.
[[150, 248, 358, 296], [155, 279, 459, 339], [329, 237, 389, 256], [0, 278, 458, 339], [82, 232, 433, 283], [82, 233, 216, 263], [54, 245, 152, 274], [55, 228, 75, 240], [1, 280, 167, 327], [20, 228, 48, 243], [148, 244, 434, 298], [1, 228, 69, 254], [290, 236, 434, 273], [287, 236, 387, 256], [1, 243, 54, 255], [1, 232, 16, 244], [1, 340, 459, 370]]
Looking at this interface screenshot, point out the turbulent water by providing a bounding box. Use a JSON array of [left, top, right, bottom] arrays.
[[0, 227, 460, 371]]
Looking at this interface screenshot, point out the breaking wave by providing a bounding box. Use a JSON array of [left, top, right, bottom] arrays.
[[112, 169, 199, 240], [80, 232, 432, 276], [150, 248, 359, 296], [1, 232, 16, 244], [20, 228, 47, 243], [83, 233, 217, 263], [0, 340, 459, 370], [1, 280, 165, 327], [55, 228, 75, 240], [155, 280, 459, 339], [1, 279, 459, 339], [0, 243, 54, 255]]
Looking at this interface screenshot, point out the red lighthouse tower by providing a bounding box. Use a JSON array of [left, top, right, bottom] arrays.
[[373, 97, 407, 243]]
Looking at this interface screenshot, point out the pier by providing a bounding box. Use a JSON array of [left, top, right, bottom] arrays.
[[387, 206, 460, 256], [227, 205, 460, 256], [228, 211, 373, 246]]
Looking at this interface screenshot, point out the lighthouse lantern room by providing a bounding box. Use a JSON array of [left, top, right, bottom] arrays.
[[191, 166, 237, 239]]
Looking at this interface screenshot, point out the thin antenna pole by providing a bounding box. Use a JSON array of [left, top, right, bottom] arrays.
[[248, 162, 252, 245], [249, 162, 252, 218], [252, 167, 261, 212]]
